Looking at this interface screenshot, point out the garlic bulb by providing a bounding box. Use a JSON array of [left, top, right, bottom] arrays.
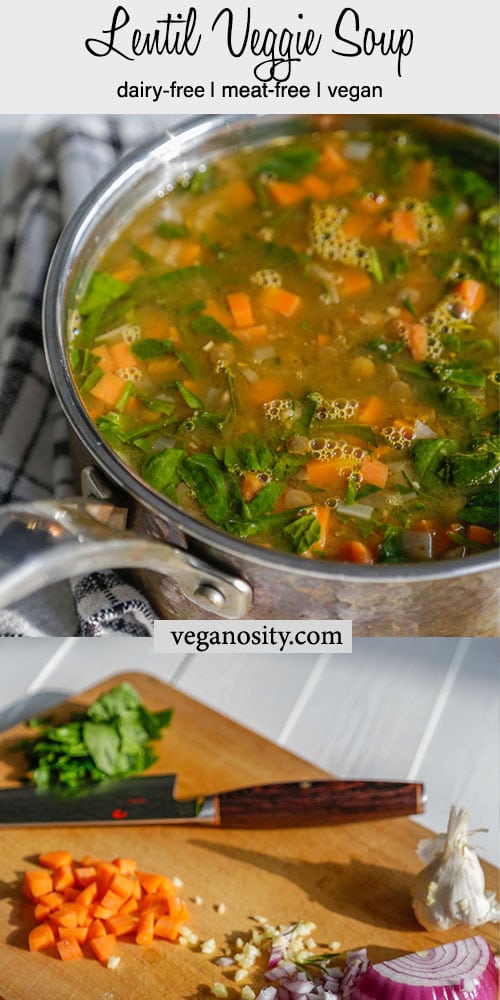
[[412, 805, 500, 931]]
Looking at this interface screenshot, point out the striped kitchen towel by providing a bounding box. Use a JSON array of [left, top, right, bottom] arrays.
[[0, 116, 180, 636]]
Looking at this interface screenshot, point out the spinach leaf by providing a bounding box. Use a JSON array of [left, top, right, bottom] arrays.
[[273, 451, 308, 479], [255, 145, 319, 181], [79, 272, 129, 316], [378, 526, 404, 563], [367, 246, 384, 284], [412, 437, 459, 488], [365, 336, 404, 359], [22, 683, 173, 791], [155, 220, 190, 240], [459, 490, 499, 529], [447, 436, 500, 489], [178, 453, 238, 525], [131, 338, 175, 360], [243, 481, 283, 519], [436, 164, 495, 211], [283, 512, 321, 554], [191, 313, 238, 344], [142, 448, 185, 495], [178, 166, 219, 194], [176, 381, 204, 409], [223, 433, 274, 473]]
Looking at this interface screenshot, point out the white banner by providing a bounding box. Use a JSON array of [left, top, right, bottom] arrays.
[[0, 0, 498, 113], [154, 620, 352, 654]]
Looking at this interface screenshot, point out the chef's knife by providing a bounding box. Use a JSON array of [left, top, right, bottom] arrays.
[[0, 775, 425, 828]]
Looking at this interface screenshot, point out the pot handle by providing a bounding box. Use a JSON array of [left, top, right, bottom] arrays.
[[0, 498, 253, 618]]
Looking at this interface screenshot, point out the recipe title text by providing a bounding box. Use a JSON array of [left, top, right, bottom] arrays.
[[84, 5, 415, 81]]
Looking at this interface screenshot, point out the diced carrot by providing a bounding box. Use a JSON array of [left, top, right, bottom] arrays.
[[23, 870, 53, 901], [87, 918, 108, 941], [29, 923, 56, 952], [408, 159, 434, 197], [167, 897, 190, 922], [112, 263, 141, 284], [319, 145, 348, 175], [89, 372, 124, 408], [56, 937, 83, 961], [223, 178, 256, 209], [92, 904, 117, 921], [106, 914, 138, 937], [312, 506, 331, 551], [240, 471, 266, 503], [359, 457, 389, 489], [234, 324, 268, 344], [152, 875, 178, 898], [99, 889, 123, 913], [75, 882, 98, 907], [109, 341, 141, 372], [119, 896, 139, 916], [316, 333, 330, 346], [89, 934, 117, 964], [73, 866, 97, 889], [58, 926, 89, 945], [63, 887, 80, 902], [39, 851, 74, 871], [455, 278, 486, 313], [336, 267, 373, 298], [358, 396, 390, 426], [391, 209, 420, 245], [227, 291, 255, 328], [136, 872, 161, 893], [339, 540, 374, 564], [244, 375, 287, 406], [467, 524, 495, 546], [34, 902, 52, 922], [267, 180, 306, 206], [301, 173, 332, 200], [176, 242, 201, 266], [95, 862, 120, 896], [140, 893, 168, 915], [52, 865, 75, 893], [306, 458, 358, 492], [39, 891, 64, 911], [154, 915, 183, 941], [330, 174, 359, 197], [136, 910, 155, 947], [356, 192, 388, 214], [341, 214, 373, 238], [113, 857, 137, 875], [203, 298, 234, 328], [259, 285, 302, 318], [408, 323, 428, 362], [85, 398, 107, 420], [52, 909, 78, 929], [110, 873, 135, 901], [147, 357, 179, 380]]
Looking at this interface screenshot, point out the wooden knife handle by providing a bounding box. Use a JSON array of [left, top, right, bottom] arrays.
[[215, 780, 425, 828]]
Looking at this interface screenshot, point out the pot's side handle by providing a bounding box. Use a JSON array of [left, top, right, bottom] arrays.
[[0, 499, 253, 619]]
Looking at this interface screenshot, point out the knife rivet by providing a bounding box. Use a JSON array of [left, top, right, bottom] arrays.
[[195, 584, 226, 609]]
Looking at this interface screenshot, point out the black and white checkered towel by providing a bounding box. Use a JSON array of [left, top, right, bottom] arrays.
[[0, 116, 183, 636]]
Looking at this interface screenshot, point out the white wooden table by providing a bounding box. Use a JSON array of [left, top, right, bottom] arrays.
[[0, 118, 498, 870]]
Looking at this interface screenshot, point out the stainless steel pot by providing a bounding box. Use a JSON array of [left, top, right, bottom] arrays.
[[1, 114, 498, 635]]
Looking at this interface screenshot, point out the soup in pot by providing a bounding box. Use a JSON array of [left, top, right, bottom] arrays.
[[69, 121, 499, 565]]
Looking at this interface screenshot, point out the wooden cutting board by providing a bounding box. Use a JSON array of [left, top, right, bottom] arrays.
[[0, 673, 497, 1000]]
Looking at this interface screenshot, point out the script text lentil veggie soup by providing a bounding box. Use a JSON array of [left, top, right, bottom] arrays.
[[69, 123, 499, 565]]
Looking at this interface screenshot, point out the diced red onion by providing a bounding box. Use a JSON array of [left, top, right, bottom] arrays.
[[414, 420, 437, 440], [349, 936, 498, 1000], [215, 956, 235, 967], [401, 529, 434, 561], [284, 980, 315, 995], [343, 141, 372, 162], [253, 344, 279, 362], [256, 988, 278, 1000]]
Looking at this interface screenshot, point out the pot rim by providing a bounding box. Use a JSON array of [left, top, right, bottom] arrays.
[[43, 113, 500, 585]]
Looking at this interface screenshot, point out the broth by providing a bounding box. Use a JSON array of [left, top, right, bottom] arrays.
[[69, 122, 499, 565]]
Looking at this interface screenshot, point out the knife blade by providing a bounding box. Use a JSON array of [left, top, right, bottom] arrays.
[[0, 775, 425, 828]]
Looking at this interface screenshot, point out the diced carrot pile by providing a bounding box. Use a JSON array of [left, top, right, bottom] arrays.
[[24, 852, 191, 963]]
